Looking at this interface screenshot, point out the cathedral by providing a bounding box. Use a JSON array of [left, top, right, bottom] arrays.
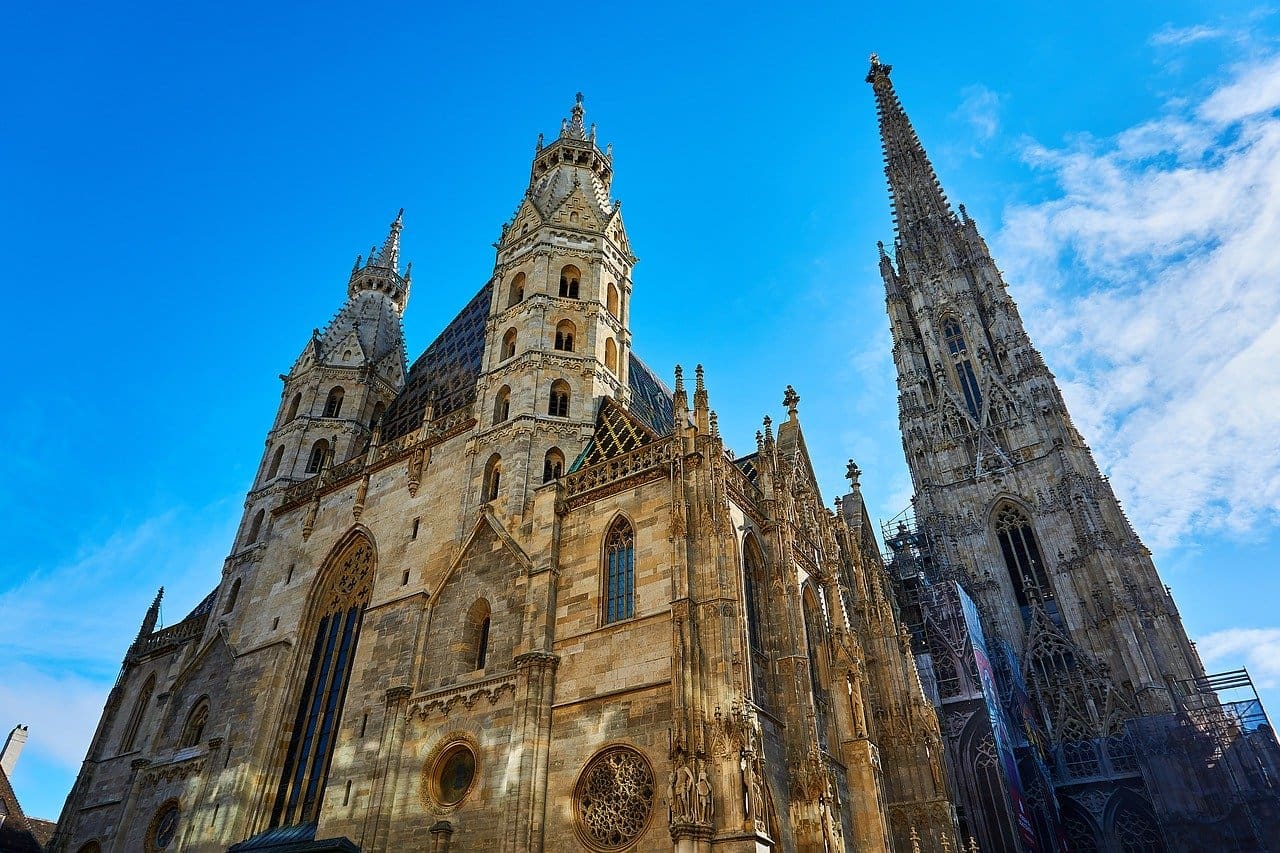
[[46, 59, 1280, 853]]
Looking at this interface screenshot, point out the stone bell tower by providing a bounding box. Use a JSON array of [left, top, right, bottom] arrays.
[[866, 53, 1205, 740], [474, 93, 636, 517]]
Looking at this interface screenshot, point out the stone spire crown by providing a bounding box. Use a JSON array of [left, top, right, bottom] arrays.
[[866, 55, 958, 245], [526, 93, 615, 222], [347, 209, 410, 312]]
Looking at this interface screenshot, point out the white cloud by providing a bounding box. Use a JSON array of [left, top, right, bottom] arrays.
[[1150, 24, 1225, 47], [995, 51, 1280, 550], [1197, 627, 1280, 688], [0, 503, 238, 771], [955, 84, 1003, 144]]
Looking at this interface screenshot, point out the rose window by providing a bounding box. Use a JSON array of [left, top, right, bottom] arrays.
[[575, 746, 654, 850]]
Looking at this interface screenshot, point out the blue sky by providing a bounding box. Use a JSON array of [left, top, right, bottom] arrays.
[[4, 0, 1280, 822]]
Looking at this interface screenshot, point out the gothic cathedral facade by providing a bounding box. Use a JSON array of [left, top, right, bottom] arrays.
[[49, 95, 957, 852]]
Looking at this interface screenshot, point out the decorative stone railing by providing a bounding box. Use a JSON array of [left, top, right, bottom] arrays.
[[277, 404, 475, 509], [563, 437, 675, 507], [131, 611, 210, 659]]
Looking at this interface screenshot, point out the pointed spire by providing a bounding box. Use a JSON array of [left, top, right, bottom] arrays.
[[563, 92, 587, 140], [136, 587, 163, 644], [693, 365, 710, 434], [866, 54, 957, 242], [370, 208, 404, 271]]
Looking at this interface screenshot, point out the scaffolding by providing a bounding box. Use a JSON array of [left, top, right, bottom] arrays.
[[880, 507, 1280, 852]]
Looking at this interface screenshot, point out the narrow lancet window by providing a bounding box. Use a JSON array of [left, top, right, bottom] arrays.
[[604, 518, 635, 623], [994, 504, 1051, 607], [270, 536, 373, 828]]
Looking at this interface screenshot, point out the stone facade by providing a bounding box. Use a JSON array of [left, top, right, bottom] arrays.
[[49, 95, 957, 852]]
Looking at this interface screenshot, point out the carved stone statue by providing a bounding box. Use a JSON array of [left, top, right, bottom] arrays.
[[695, 766, 713, 823]]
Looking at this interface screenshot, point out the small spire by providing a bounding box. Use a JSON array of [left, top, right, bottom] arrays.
[[136, 586, 164, 643], [563, 92, 588, 140], [762, 415, 774, 445], [693, 365, 710, 433], [709, 410, 720, 438], [371, 208, 404, 271]]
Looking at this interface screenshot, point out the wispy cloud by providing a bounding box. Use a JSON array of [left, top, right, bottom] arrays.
[[954, 84, 1004, 145], [1150, 24, 1225, 47], [995, 51, 1280, 550], [1197, 627, 1280, 688], [0, 502, 238, 775]]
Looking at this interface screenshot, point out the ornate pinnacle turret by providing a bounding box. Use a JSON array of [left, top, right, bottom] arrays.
[[866, 54, 957, 243], [135, 587, 163, 645], [346, 210, 410, 312], [783, 385, 800, 421]]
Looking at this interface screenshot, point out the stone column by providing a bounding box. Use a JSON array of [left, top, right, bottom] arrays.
[[366, 685, 413, 852]]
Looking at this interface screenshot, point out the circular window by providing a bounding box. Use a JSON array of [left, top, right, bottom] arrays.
[[147, 800, 180, 851], [574, 746, 655, 850], [429, 742, 477, 808]]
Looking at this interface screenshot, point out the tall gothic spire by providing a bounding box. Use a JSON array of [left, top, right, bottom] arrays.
[[369, 208, 404, 272], [866, 54, 957, 242]]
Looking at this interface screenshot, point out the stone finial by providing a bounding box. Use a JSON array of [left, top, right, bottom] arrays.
[[762, 415, 773, 443], [674, 364, 685, 393], [563, 92, 587, 139], [783, 385, 800, 419], [536, 132, 544, 151], [845, 460, 861, 486], [709, 411, 719, 438]]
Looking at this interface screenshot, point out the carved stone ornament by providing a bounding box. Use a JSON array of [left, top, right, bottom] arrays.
[[575, 745, 656, 850]]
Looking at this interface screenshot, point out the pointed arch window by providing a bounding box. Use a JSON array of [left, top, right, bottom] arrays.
[[467, 600, 492, 671], [606, 282, 620, 318], [603, 518, 635, 624], [483, 454, 502, 502], [265, 445, 285, 481], [120, 673, 156, 753], [554, 320, 576, 352], [548, 380, 571, 418], [604, 337, 618, 374], [370, 401, 386, 429], [802, 588, 831, 745], [323, 387, 344, 418], [501, 328, 517, 361], [543, 448, 565, 482], [286, 392, 302, 422], [223, 578, 241, 615], [305, 439, 329, 474], [271, 536, 373, 828], [246, 509, 265, 545], [179, 698, 209, 748], [493, 386, 511, 425], [507, 272, 526, 308], [942, 318, 982, 419], [559, 265, 581, 299], [994, 503, 1051, 607]]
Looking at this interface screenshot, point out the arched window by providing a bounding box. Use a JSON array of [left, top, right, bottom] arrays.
[[604, 337, 618, 373], [223, 578, 241, 614], [323, 387, 344, 418], [559, 265, 580, 299], [75, 843, 102, 853], [179, 699, 209, 748], [483, 454, 502, 501], [603, 517, 635, 624], [507, 272, 526, 308], [942, 318, 982, 419], [743, 536, 767, 654], [554, 320, 576, 352], [370, 401, 386, 429], [286, 392, 302, 422], [943, 319, 967, 355], [265, 445, 285, 480], [607, 282, 620, 318], [501, 328, 517, 360], [493, 386, 511, 425], [271, 534, 374, 828], [994, 503, 1050, 607], [120, 673, 155, 753], [305, 439, 329, 474], [467, 600, 492, 671], [803, 588, 831, 745], [542, 448, 565, 482], [548, 380, 570, 418], [246, 509, 265, 544]]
